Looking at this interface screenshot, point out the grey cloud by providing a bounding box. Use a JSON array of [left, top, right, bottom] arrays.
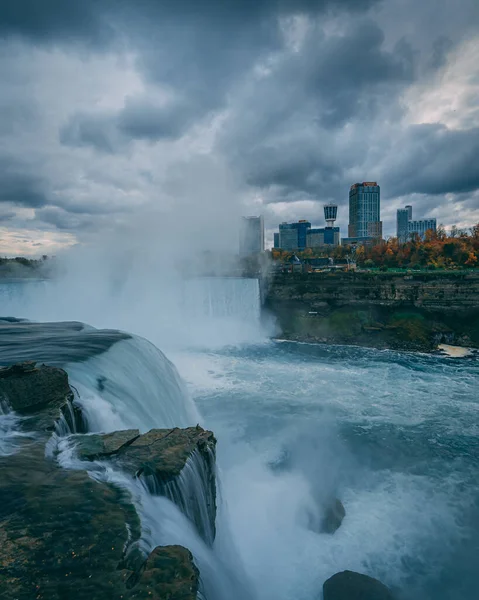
[[60, 97, 195, 152], [300, 21, 416, 127], [384, 124, 479, 197], [59, 112, 122, 154], [0, 0, 377, 45], [118, 97, 194, 141], [0, 157, 49, 207]]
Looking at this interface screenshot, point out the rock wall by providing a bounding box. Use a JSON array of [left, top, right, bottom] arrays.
[[265, 272, 479, 350]]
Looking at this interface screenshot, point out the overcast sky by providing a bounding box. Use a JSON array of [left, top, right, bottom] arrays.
[[0, 0, 478, 254]]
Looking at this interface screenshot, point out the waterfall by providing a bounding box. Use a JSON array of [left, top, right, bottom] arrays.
[[66, 335, 200, 432], [141, 446, 217, 546]]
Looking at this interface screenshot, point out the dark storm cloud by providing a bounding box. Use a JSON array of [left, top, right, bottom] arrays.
[[60, 97, 195, 152], [0, 157, 49, 208], [118, 97, 194, 141], [217, 18, 416, 201], [0, 0, 378, 45], [0, 0, 114, 45], [385, 124, 479, 197]]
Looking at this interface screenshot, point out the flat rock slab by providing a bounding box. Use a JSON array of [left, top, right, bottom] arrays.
[[74, 429, 140, 461], [323, 570, 395, 600], [74, 426, 216, 482]]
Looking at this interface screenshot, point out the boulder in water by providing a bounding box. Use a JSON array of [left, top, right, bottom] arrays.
[[323, 570, 395, 600], [321, 498, 346, 534], [124, 545, 199, 600]]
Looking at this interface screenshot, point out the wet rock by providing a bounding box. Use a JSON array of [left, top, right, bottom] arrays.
[[0, 361, 72, 413], [124, 545, 199, 600], [74, 429, 140, 461], [74, 426, 216, 481], [321, 499, 346, 534], [0, 361, 81, 432], [323, 570, 395, 600], [0, 443, 199, 600], [73, 426, 217, 544], [0, 443, 140, 599]]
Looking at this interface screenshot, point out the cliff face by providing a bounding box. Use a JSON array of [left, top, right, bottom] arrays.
[[265, 272, 479, 351]]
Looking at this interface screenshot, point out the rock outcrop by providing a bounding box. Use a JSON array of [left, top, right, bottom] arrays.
[[72, 426, 217, 544], [266, 272, 479, 351], [124, 545, 199, 600], [0, 443, 199, 600], [0, 361, 82, 432], [0, 361, 72, 413], [323, 570, 395, 600], [73, 426, 216, 480]]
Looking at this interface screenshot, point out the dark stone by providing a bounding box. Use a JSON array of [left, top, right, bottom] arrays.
[[323, 570, 395, 600], [0, 443, 200, 600], [73, 426, 217, 544], [74, 426, 216, 482], [124, 545, 199, 600], [74, 429, 140, 461], [0, 361, 72, 413], [321, 499, 346, 534]]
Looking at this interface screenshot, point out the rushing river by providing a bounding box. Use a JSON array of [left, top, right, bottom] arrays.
[[0, 278, 478, 600]]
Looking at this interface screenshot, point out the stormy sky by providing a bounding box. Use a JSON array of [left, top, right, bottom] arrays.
[[0, 0, 478, 254]]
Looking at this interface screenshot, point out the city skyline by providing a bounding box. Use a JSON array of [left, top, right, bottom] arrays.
[[0, 1, 478, 256]]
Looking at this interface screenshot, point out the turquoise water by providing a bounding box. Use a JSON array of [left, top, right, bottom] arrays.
[[1, 279, 478, 599], [173, 342, 479, 600]]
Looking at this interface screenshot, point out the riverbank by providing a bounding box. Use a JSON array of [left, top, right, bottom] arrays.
[[265, 271, 479, 352]]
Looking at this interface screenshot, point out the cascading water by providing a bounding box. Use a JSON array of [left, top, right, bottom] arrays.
[[1, 277, 478, 600], [142, 446, 217, 546]]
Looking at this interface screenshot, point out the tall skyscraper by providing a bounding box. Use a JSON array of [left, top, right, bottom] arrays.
[[348, 182, 382, 240], [397, 208, 410, 243], [273, 232, 279, 249], [239, 216, 264, 256]]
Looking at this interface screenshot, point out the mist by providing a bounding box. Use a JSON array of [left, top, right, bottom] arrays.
[[2, 156, 272, 349]]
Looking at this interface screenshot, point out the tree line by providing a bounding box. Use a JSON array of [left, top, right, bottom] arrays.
[[271, 224, 479, 270]]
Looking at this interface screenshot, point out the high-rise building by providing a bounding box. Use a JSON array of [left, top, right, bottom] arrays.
[[348, 182, 382, 240], [273, 232, 279, 249], [397, 208, 410, 243], [278, 220, 312, 250], [279, 223, 299, 250], [409, 219, 437, 240], [306, 227, 340, 248], [397, 205, 436, 242], [239, 216, 264, 256]]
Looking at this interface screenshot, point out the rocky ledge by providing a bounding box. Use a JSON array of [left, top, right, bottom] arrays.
[[0, 361, 83, 432], [0, 361, 211, 599], [72, 426, 217, 544]]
